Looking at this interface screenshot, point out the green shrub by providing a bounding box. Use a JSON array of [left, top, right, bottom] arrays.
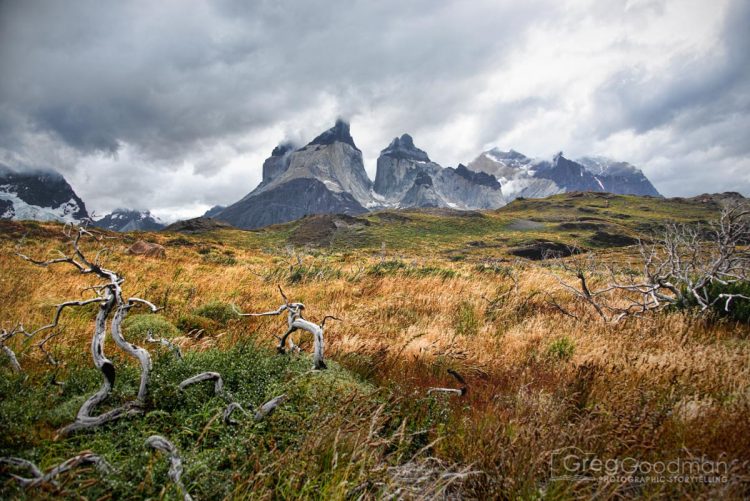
[[124, 314, 179, 340], [201, 251, 237, 265], [453, 301, 479, 337], [176, 314, 219, 334], [193, 301, 240, 325], [692, 281, 750, 323], [547, 336, 575, 361], [367, 259, 406, 277], [405, 265, 457, 280], [264, 263, 343, 284]]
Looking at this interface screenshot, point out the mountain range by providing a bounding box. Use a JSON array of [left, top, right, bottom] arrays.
[[1, 120, 663, 230], [210, 120, 661, 229], [92, 209, 165, 232]]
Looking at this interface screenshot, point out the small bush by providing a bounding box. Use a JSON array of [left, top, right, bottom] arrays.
[[367, 259, 406, 277], [193, 300, 240, 325], [690, 281, 750, 323], [265, 263, 343, 284], [165, 237, 193, 246], [405, 265, 457, 280], [547, 336, 575, 361], [201, 252, 237, 266], [124, 314, 179, 340], [176, 314, 219, 334], [453, 301, 479, 337]]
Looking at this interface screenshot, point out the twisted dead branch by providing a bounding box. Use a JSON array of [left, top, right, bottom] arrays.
[[0, 452, 111, 488], [146, 329, 182, 359], [552, 204, 750, 323], [427, 370, 468, 396], [239, 286, 339, 370], [0, 325, 28, 373], [254, 394, 287, 421], [223, 402, 247, 425], [17, 226, 161, 436], [179, 372, 225, 397], [223, 394, 287, 425], [145, 435, 192, 501]]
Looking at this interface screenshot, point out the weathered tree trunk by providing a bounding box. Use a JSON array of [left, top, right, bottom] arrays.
[[58, 292, 141, 437], [110, 303, 152, 403]]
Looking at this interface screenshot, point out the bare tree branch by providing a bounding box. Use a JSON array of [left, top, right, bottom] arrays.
[[1, 452, 111, 488], [146, 329, 182, 360], [145, 435, 192, 501], [179, 372, 224, 397], [428, 369, 468, 396]]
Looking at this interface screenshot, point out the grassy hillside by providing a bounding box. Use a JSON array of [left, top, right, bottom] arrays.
[[0, 193, 748, 499]]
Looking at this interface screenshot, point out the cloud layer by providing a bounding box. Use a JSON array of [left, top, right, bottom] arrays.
[[1, 0, 748, 220]]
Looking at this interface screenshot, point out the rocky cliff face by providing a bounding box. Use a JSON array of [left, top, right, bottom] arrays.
[[261, 142, 295, 185], [212, 124, 663, 230], [374, 134, 504, 209], [534, 153, 605, 192], [213, 120, 372, 229], [0, 165, 89, 222], [93, 209, 164, 232]]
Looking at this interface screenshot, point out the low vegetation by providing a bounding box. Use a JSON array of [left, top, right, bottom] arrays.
[[0, 193, 748, 499]]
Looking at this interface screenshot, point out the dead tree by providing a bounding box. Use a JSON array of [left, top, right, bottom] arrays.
[[0, 452, 111, 488], [145, 435, 192, 501], [0, 325, 28, 373], [223, 394, 287, 425], [553, 204, 750, 322], [237, 286, 339, 370], [146, 329, 182, 359], [179, 371, 286, 425], [17, 226, 160, 435], [179, 372, 225, 397], [427, 370, 468, 397]]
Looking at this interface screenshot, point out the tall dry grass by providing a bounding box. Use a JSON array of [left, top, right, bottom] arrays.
[[0, 221, 748, 498]]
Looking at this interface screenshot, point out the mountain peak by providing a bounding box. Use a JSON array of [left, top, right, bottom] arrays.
[[308, 119, 359, 150], [93, 208, 164, 232], [0, 165, 89, 223], [381, 133, 430, 162]]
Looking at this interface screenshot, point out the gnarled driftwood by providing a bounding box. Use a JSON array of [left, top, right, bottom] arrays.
[[145, 435, 192, 501]]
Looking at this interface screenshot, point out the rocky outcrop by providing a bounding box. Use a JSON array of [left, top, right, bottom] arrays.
[[127, 240, 166, 258], [0, 165, 89, 223], [213, 120, 372, 229], [214, 178, 366, 229], [374, 134, 504, 209], [261, 142, 295, 185], [534, 153, 604, 192], [94, 209, 164, 232], [202, 205, 226, 218], [163, 217, 233, 234]]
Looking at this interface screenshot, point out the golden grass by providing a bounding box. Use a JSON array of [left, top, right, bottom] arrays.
[[1, 221, 749, 498]]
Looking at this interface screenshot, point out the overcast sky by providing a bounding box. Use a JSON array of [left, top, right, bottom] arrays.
[[1, 0, 748, 221]]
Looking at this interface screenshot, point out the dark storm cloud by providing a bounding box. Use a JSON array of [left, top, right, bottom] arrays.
[[0, 0, 748, 217], [594, 1, 750, 137]]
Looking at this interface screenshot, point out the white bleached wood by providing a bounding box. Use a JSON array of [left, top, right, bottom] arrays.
[[0, 452, 111, 488], [145, 435, 192, 501], [179, 372, 224, 396]]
